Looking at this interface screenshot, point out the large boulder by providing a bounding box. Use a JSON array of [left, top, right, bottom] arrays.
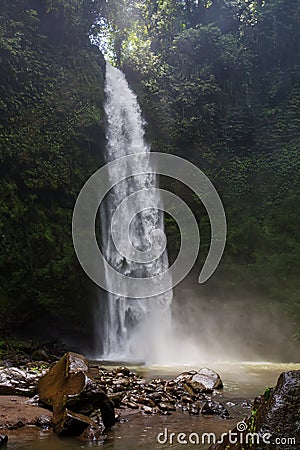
[[38, 352, 115, 436], [173, 368, 223, 397], [254, 371, 300, 442], [174, 368, 223, 394], [209, 370, 300, 449], [191, 368, 223, 391]]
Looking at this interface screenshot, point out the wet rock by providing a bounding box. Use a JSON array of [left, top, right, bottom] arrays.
[[35, 414, 52, 429], [119, 418, 129, 423], [160, 410, 171, 416], [191, 368, 223, 391], [135, 379, 147, 386], [116, 367, 131, 377], [253, 371, 300, 445], [80, 424, 105, 443], [0, 435, 8, 447], [181, 394, 193, 404], [113, 377, 130, 387], [137, 397, 156, 407], [225, 401, 235, 407], [142, 406, 155, 414], [201, 401, 229, 418], [209, 370, 300, 449], [31, 349, 49, 362], [189, 403, 200, 415], [173, 371, 197, 384], [38, 352, 115, 434], [182, 382, 197, 398], [0, 368, 39, 396], [89, 410, 106, 428], [6, 418, 26, 430], [54, 409, 94, 437], [126, 401, 139, 409], [188, 380, 211, 393], [158, 402, 176, 412], [108, 393, 124, 407], [239, 400, 252, 409], [147, 392, 162, 404], [25, 395, 40, 406]]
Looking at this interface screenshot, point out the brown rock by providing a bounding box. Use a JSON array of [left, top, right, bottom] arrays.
[[158, 402, 176, 412], [38, 352, 115, 433], [54, 409, 94, 437]]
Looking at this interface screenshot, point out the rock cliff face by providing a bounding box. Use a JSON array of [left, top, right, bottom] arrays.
[[209, 370, 300, 450]]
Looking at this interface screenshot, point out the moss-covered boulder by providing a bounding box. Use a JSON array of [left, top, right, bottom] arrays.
[[209, 370, 300, 449]]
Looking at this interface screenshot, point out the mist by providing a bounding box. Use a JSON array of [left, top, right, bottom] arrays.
[[162, 279, 299, 365]]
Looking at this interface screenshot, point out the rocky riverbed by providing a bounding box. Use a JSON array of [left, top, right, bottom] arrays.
[[0, 353, 299, 449]]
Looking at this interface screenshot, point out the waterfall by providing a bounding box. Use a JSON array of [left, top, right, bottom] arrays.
[[99, 62, 172, 363]]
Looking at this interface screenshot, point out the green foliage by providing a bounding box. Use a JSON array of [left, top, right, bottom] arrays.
[[1, 0, 299, 344], [0, 0, 106, 336]]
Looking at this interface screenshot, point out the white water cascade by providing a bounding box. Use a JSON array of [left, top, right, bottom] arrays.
[[99, 63, 172, 363]]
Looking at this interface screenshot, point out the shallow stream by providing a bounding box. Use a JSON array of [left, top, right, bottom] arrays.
[[7, 362, 300, 449]]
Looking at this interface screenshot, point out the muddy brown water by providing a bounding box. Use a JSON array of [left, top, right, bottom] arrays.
[[6, 362, 300, 449]]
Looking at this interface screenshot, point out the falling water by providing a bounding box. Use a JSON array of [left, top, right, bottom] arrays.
[[99, 63, 172, 363]]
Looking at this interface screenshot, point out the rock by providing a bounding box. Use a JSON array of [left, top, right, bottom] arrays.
[[126, 401, 139, 409], [116, 367, 131, 376], [108, 393, 124, 407], [35, 414, 52, 429], [188, 380, 210, 393], [6, 418, 26, 430], [0, 368, 39, 396], [38, 352, 115, 434], [25, 395, 40, 406], [54, 409, 94, 437], [137, 397, 156, 407], [142, 406, 155, 414], [80, 424, 105, 442], [254, 371, 300, 444], [189, 403, 200, 415], [173, 371, 196, 384], [0, 435, 8, 447], [191, 368, 223, 391], [31, 349, 49, 362], [181, 395, 193, 404], [209, 370, 300, 449], [158, 402, 176, 412], [147, 392, 162, 404], [119, 418, 129, 423], [201, 401, 229, 418], [182, 382, 197, 398]]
